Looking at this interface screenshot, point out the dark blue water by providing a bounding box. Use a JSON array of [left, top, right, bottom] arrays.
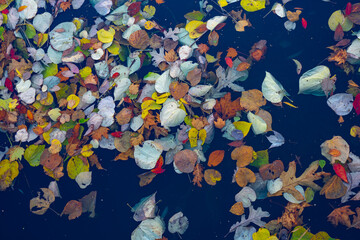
[[1, 1, 360, 240]]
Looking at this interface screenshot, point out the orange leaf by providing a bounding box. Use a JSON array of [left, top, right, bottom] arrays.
[[236, 62, 251, 72], [18, 5, 27, 12], [60, 1, 71, 12], [197, 43, 209, 54], [204, 169, 222, 186], [226, 47, 238, 58], [235, 167, 256, 187], [231, 145, 253, 167], [155, 0, 165, 4], [91, 127, 109, 141], [56, 67, 70, 82], [192, 163, 204, 187], [230, 202, 244, 216], [328, 148, 341, 157], [208, 150, 225, 167], [164, 49, 178, 62]]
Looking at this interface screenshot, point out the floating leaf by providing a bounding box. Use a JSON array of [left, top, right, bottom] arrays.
[[174, 149, 198, 173], [128, 30, 150, 50], [24, 145, 45, 167], [0, 159, 19, 191], [208, 150, 225, 167], [231, 145, 253, 168], [235, 167, 256, 187], [29, 188, 55, 215], [230, 202, 245, 216], [204, 169, 222, 186], [320, 175, 347, 199], [67, 155, 89, 179], [61, 200, 82, 220]]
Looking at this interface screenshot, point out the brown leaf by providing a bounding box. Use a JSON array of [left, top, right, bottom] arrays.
[[91, 126, 109, 141], [235, 167, 256, 187], [204, 169, 222, 186], [320, 175, 347, 199], [230, 202, 244, 216], [197, 43, 209, 54], [192, 163, 204, 187], [334, 24, 344, 42], [186, 67, 202, 86], [208, 31, 219, 46], [128, 30, 150, 50], [174, 149, 198, 173], [208, 150, 225, 167], [191, 117, 208, 130], [235, 20, 249, 32], [236, 62, 251, 72], [61, 200, 82, 220], [163, 38, 178, 52], [130, 133, 144, 146], [89, 155, 105, 170], [149, 34, 163, 49], [115, 108, 133, 125], [350, 207, 360, 229], [278, 202, 310, 230], [8, 58, 32, 77], [257, 109, 272, 132], [29, 188, 55, 215], [40, 149, 62, 170], [328, 48, 347, 65], [114, 148, 134, 161], [114, 131, 132, 152], [226, 47, 238, 58], [240, 89, 266, 113], [169, 81, 189, 100], [231, 145, 253, 167], [138, 171, 157, 187], [259, 160, 284, 180], [164, 49, 178, 62], [214, 92, 242, 120], [268, 161, 330, 201], [328, 205, 355, 227]]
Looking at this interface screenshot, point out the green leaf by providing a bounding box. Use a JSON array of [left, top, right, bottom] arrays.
[[118, 45, 129, 62], [184, 11, 204, 21], [13, 38, 29, 59], [0, 26, 5, 41], [67, 155, 89, 179], [8, 146, 25, 162], [59, 120, 77, 131], [305, 187, 315, 203], [25, 24, 36, 39], [250, 150, 269, 168], [24, 145, 45, 167], [0, 98, 13, 111], [42, 63, 58, 78], [291, 226, 314, 240]]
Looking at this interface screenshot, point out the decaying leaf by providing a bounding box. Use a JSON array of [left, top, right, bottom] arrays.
[[128, 30, 150, 50], [138, 171, 157, 187], [29, 188, 55, 215], [240, 89, 266, 113], [230, 202, 244, 216], [169, 81, 189, 100], [259, 160, 284, 180], [174, 149, 198, 173], [61, 200, 82, 220], [204, 169, 222, 186], [320, 175, 347, 199], [328, 205, 355, 227], [278, 202, 310, 230], [192, 163, 204, 187]]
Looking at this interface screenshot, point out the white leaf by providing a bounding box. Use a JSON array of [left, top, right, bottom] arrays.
[[134, 141, 163, 170], [298, 65, 331, 96], [33, 12, 53, 33], [188, 85, 212, 97], [155, 70, 171, 94], [266, 131, 285, 149], [168, 212, 189, 235], [235, 187, 257, 208], [247, 112, 267, 135], [206, 16, 227, 31], [327, 93, 353, 116], [283, 185, 305, 203], [160, 99, 186, 128], [18, 0, 37, 19], [262, 71, 289, 103], [75, 171, 92, 189]]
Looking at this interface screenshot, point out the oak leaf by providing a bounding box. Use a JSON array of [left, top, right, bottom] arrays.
[[278, 202, 310, 230], [328, 205, 355, 227], [191, 117, 208, 130], [268, 161, 330, 201], [164, 49, 178, 62], [114, 148, 134, 161], [214, 93, 242, 120], [197, 43, 209, 54], [328, 47, 347, 65], [208, 150, 225, 167]]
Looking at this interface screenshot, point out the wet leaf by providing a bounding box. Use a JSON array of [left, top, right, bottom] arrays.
[[0, 159, 19, 191], [327, 205, 355, 227], [204, 169, 222, 186], [29, 188, 55, 215], [208, 31, 219, 46], [235, 167, 256, 187], [231, 145, 253, 168], [7, 146, 25, 162], [240, 89, 266, 113], [128, 30, 150, 50], [138, 171, 157, 187], [169, 81, 189, 100], [320, 175, 347, 199], [24, 145, 45, 167], [186, 67, 202, 86], [230, 202, 244, 216], [208, 150, 225, 167], [174, 149, 198, 173], [192, 163, 204, 187], [61, 200, 82, 220]]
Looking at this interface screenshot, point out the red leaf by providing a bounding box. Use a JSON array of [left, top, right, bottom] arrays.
[[225, 57, 233, 68], [151, 156, 165, 174], [128, 2, 141, 16], [5, 78, 14, 92], [333, 163, 348, 183], [345, 2, 352, 16], [111, 131, 123, 138], [215, 22, 226, 31], [354, 93, 360, 115], [334, 24, 344, 41], [301, 18, 307, 29], [112, 72, 120, 78]]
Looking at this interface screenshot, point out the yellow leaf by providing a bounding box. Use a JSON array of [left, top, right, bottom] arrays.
[[241, 0, 266, 12], [205, 54, 217, 63], [141, 100, 162, 118], [0, 159, 19, 191], [67, 94, 80, 110], [43, 129, 53, 144], [144, 21, 156, 30], [49, 139, 62, 154], [97, 27, 115, 43], [350, 126, 360, 137], [198, 129, 207, 145], [218, 0, 228, 7], [189, 128, 198, 148], [39, 92, 54, 106], [107, 41, 120, 55], [185, 20, 204, 39], [8, 98, 18, 110], [67, 156, 89, 179], [152, 92, 170, 104], [252, 228, 271, 240], [48, 108, 61, 121], [81, 144, 94, 157], [143, 5, 156, 17], [79, 66, 92, 78], [35, 33, 48, 47], [233, 121, 252, 137]]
